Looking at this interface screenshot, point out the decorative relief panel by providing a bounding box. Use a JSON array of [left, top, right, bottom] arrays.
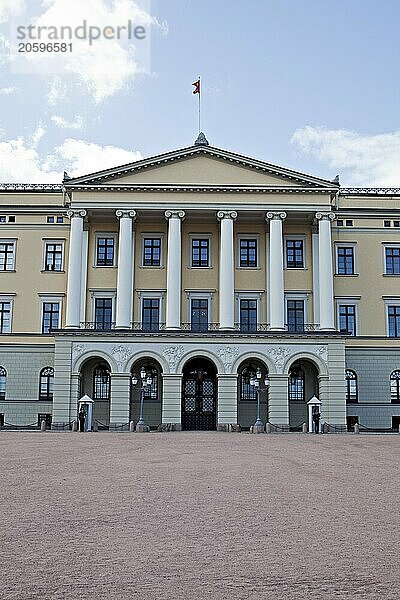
[[162, 345, 185, 370], [111, 344, 132, 370], [216, 346, 240, 371]]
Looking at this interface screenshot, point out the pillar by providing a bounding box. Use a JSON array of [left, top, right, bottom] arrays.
[[115, 210, 136, 329], [266, 212, 286, 330], [217, 374, 238, 426], [165, 211, 185, 330], [161, 373, 182, 428], [268, 373, 289, 428], [316, 212, 335, 330], [109, 373, 131, 431], [65, 209, 87, 328], [217, 211, 237, 329]]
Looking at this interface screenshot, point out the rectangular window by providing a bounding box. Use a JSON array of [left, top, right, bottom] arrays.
[[0, 216, 6, 223], [394, 221, 400, 228], [337, 247, 354, 275], [191, 298, 208, 332], [95, 298, 113, 330], [142, 298, 160, 331], [143, 238, 161, 266], [191, 239, 209, 267], [47, 216, 54, 223], [0, 242, 15, 271], [42, 302, 60, 333], [336, 220, 344, 227], [56, 217, 63, 224], [384, 220, 391, 228], [239, 239, 257, 268], [287, 300, 304, 332], [96, 237, 115, 266], [286, 240, 304, 268], [240, 299, 257, 332], [388, 306, 400, 338], [44, 243, 63, 271], [0, 301, 11, 333], [346, 220, 353, 227], [385, 247, 400, 275], [339, 305, 356, 336]]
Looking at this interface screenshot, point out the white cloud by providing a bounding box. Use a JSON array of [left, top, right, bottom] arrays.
[[290, 126, 400, 187], [0, 134, 142, 182], [46, 77, 68, 105], [0, 0, 26, 23], [16, 0, 162, 103], [0, 86, 17, 95], [31, 123, 46, 146], [51, 114, 84, 130]]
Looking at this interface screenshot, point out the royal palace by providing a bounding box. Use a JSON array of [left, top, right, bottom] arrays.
[[1, 134, 399, 432]]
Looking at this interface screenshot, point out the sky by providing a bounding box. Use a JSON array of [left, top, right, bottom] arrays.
[[0, 0, 399, 186]]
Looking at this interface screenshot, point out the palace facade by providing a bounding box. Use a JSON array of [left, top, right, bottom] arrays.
[[1, 134, 399, 432]]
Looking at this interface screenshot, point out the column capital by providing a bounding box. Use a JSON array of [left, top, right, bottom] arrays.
[[265, 211, 287, 221], [315, 212, 335, 221], [217, 210, 237, 221], [165, 210, 185, 220], [67, 209, 87, 219], [116, 209, 136, 220]]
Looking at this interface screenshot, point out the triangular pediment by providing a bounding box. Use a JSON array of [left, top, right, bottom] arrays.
[[64, 144, 337, 189]]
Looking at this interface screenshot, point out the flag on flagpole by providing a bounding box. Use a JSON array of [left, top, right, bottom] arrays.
[[192, 79, 200, 95]]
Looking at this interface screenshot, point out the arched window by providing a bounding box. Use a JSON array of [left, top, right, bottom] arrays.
[[345, 370, 358, 403], [0, 366, 7, 400], [39, 367, 54, 401], [390, 370, 400, 404], [240, 366, 257, 401], [289, 366, 304, 402], [93, 365, 110, 400]]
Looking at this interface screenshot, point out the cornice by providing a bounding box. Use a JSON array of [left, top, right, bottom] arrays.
[[340, 187, 400, 196], [0, 184, 62, 192], [64, 184, 337, 194]]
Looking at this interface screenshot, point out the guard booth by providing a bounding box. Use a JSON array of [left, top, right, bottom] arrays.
[[307, 396, 322, 433], [78, 394, 94, 432]]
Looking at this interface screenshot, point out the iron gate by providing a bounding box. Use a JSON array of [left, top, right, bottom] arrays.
[[182, 370, 216, 430]]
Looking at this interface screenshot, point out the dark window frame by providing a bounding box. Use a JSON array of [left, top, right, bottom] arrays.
[[287, 299, 304, 332], [0, 366, 6, 401], [143, 237, 161, 267], [191, 298, 209, 332], [390, 370, 400, 404], [0, 242, 15, 271], [385, 247, 400, 275], [39, 367, 54, 401], [345, 369, 358, 403], [42, 302, 60, 333], [286, 239, 304, 269], [288, 366, 305, 402], [337, 246, 355, 275], [94, 298, 113, 330], [388, 306, 400, 338], [93, 365, 111, 400], [0, 301, 11, 333], [339, 304, 356, 336], [240, 299, 257, 332], [142, 298, 160, 331], [96, 236, 115, 267], [44, 242, 63, 271], [239, 239, 257, 268], [191, 239, 210, 268]]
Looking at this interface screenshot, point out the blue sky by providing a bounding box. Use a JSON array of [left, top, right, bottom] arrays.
[[0, 0, 399, 185]]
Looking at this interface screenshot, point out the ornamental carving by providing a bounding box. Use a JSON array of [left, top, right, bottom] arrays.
[[115, 210, 136, 220], [315, 212, 335, 221], [216, 211, 238, 221], [164, 210, 185, 220], [111, 345, 132, 370], [162, 345, 185, 370], [316, 345, 328, 362], [72, 343, 88, 356], [216, 346, 240, 370], [66, 209, 87, 219], [265, 346, 291, 371], [266, 211, 287, 221]]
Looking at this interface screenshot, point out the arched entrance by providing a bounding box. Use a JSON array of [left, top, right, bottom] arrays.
[[288, 358, 319, 429], [79, 357, 111, 429], [182, 357, 217, 430], [130, 358, 163, 429], [237, 359, 269, 429]]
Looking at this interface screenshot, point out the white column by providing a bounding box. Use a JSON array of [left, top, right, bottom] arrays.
[[316, 212, 335, 330], [311, 230, 320, 325], [80, 229, 88, 323], [115, 210, 136, 329], [266, 212, 286, 330], [65, 209, 87, 328], [217, 211, 237, 330], [165, 210, 185, 329]]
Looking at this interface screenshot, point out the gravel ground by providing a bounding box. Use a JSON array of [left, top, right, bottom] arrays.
[[0, 432, 399, 600]]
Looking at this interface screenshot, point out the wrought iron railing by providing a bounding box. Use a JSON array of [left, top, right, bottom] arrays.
[[180, 322, 220, 332], [80, 322, 116, 330]]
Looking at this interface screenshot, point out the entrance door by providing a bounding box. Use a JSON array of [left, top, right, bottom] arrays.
[[182, 359, 217, 430]]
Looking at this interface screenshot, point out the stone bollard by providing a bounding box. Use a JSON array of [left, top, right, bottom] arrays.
[[40, 419, 46, 432], [354, 423, 360, 434], [72, 420, 78, 432], [129, 420, 135, 432], [92, 422, 98, 432], [265, 422, 272, 434], [253, 423, 264, 434], [136, 423, 150, 433], [302, 422, 307, 434], [323, 422, 329, 434]]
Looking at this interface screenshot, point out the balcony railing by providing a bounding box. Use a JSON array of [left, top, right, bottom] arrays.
[[69, 321, 339, 335]]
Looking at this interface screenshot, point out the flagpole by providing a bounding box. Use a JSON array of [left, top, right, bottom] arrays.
[[198, 76, 201, 133]]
